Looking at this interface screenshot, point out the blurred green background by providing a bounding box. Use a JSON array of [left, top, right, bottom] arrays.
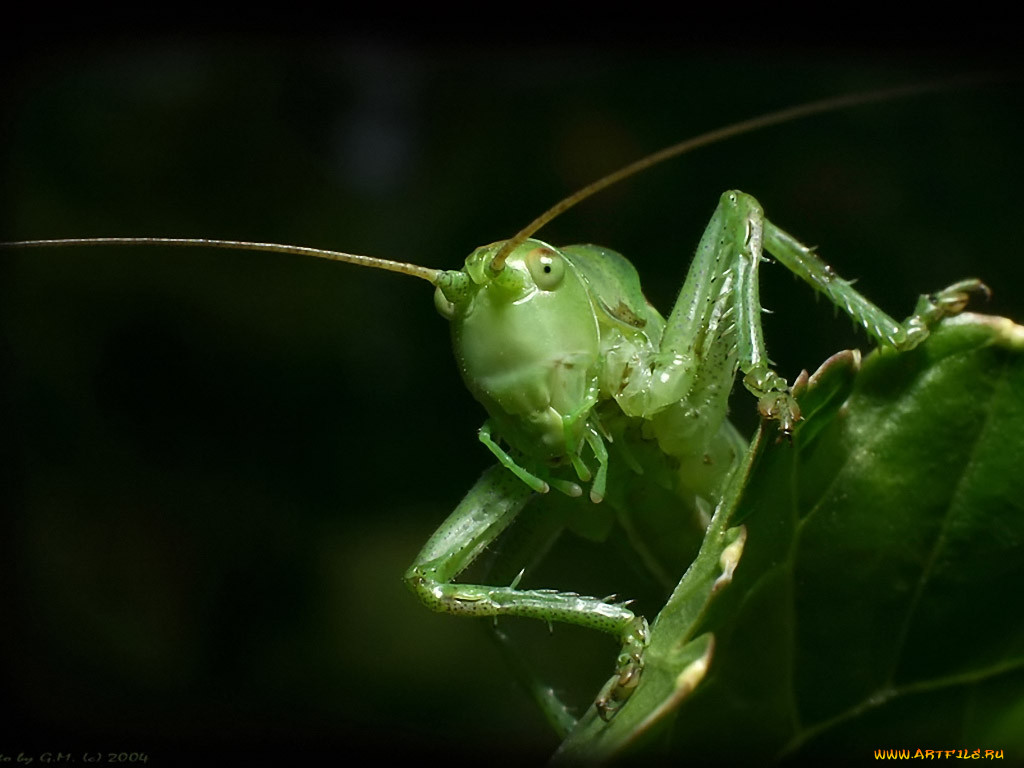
[[2, 39, 1022, 760]]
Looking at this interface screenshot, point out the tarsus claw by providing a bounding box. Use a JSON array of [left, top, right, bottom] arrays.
[[594, 616, 650, 721]]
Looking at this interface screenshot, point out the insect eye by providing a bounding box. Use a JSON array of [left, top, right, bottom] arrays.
[[525, 247, 565, 291]]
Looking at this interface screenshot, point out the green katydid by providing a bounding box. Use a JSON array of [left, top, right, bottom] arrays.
[[2, 79, 992, 732]]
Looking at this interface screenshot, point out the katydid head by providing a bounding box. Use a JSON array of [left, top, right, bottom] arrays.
[[1, 235, 606, 489], [435, 239, 602, 466]]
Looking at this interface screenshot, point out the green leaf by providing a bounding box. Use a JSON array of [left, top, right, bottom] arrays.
[[558, 314, 1024, 762]]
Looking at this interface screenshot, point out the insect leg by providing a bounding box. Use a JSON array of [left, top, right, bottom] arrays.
[[762, 218, 989, 350], [627, 191, 797, 441], [640, 190, 987, 441], [404, 465, 649, 721]]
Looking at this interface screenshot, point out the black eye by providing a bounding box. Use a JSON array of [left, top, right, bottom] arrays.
[[525, 247, 565, 291]]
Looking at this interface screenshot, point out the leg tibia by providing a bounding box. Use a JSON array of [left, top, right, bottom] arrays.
[[644, 191, 801, 436], [405, 567, 651, 720], [405, 464, 650, 719], [406, 571, 642, 635], [763, 221, 988, 351], [763, 222, 911, 348]]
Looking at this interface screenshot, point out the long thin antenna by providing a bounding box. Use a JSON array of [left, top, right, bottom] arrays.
[[1, 237, 441, 284], [489, 76, 990, 271]]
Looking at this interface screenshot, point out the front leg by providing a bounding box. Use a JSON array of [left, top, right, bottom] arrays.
[[635, 191, 985, 438], [763, 222, 989, 352], [405, 464, 650, 721], [622, 191, 799, 438], [731, 191, 987, 433]]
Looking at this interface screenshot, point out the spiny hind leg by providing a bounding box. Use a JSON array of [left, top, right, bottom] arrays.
[[710, 192, 803, 434], [761, 213, 989, 350], [405, 464, 650, 721], [637, 191, 802, 436], [723, 191, 986, 431]]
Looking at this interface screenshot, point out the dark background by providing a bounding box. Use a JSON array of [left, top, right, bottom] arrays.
[[2, 36, 1022, 761]]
